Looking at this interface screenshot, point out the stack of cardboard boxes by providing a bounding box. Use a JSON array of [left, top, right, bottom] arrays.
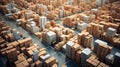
[[86, 22, 120, 48], [71, 43, 80, 60], [78, 32, 94, 50], [96, 41, 112, 62]]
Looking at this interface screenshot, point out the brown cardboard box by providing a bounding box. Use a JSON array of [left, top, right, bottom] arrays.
[[20, 47, 27, 54], [18, 37, 32, 48], [44, 57, 57, 67], [0, 46, 13, 56], [31, 63, 36, 67], [7, 41, 19, 51], [38, 50, 47, 57], [22, 60, 29, 67], [16, 63, 24, 67], [60, 35, 67, 42], [8, 33, 14, 42], [71, 44, 80, 60], [27, 58, 33, 64], [35, 32, 42, 39], [78, 33, 82, 45], [41, 32, 47, 42], [86, 59, 98, 67], [17, 53, 26, 62], [6, 48, 18, 63], [62, 64, 67, 67], [75, 50, 81, 64], [35, 60, 42, 67], [97, 44, 110, 62], [39, 48, 46, 52], [27, 50, 33, 58], [97, 62, 110, 67], [52, 63, 58, 67], [54, 44, 60, 51]]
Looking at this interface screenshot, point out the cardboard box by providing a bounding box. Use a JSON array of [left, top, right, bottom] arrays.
[[97, 43, 111, 62], [97, 62, 110, 67], [27, 58, 33, 64], [44, 57, 56, 67], [7, 41, 19, 51], [78, 33, 82, 45], [21, 60, 29, 67], [41, 32, 47, 42], [18, 37, 32, 48], [35, 60, 42, 67], [6, 48, 18, 63], [75, 50, 81, 64], [86, 59, 98, 67], [52, 63, 58, 67], [71, 44, 80, 60], [8, 33, 14, 42]]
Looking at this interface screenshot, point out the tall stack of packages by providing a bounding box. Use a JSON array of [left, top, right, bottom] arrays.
[[39, 16, 47, 30], [42, 32, 47, 42], [66, 41, 74, 58], [81, 48, 92, 67], [71, 44, 80, 60], [6, 48, 18, 64], [75, 50, 82, 64], [94, 39, 107, 53], [96, 43, 112, 62]]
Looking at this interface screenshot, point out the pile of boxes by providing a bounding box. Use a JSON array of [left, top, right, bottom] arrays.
[[0, 21, 59, 67], [78, 32, 94, 50], [94, 39, 112, 62], [86, 22, 120, 48]]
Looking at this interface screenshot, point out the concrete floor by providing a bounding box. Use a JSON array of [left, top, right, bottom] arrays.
[[0, 12, 120, 67]]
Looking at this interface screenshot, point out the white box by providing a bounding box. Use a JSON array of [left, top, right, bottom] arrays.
[[84, 15, 89, 23], [59, 9, 64, 18], [39, 16, 47, 29], [46, 31, 56, 45], [40, 54, 50, 62], [91, 9, 98, 13], [107, 27, 116, 37], [77, 23, 88, 31], [66, 41, 74, 57]]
